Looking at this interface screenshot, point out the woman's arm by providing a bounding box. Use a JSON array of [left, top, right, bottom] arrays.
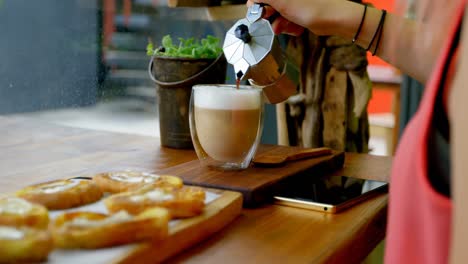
[[449, 7, 468, 263], [248, 0, 451, 84]]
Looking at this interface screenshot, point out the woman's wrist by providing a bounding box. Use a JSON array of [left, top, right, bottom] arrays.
[[309, 0, 383, 49], [300, 1, 429, 82], [305, 0, 364, 37]]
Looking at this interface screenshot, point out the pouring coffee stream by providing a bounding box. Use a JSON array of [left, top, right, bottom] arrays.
[[223, 3, 296, 103], [236, 70, 243, 90]]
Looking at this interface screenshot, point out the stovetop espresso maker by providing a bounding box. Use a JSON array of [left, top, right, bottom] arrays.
[[223, 3, 297, 104]]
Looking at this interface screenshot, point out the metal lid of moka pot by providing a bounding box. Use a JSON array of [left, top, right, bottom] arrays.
[[222, 4, 274, 79]]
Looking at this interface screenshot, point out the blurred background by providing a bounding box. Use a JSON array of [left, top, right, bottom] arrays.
[[1, 0, 239, 135], [1, 0, 402, 156]]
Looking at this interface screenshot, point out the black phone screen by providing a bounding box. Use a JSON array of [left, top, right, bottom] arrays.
[[275, 175, 388, 206]]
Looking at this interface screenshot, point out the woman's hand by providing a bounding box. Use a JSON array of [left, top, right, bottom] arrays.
[[246, 0, 304, 36], [246, 0, 340, 36]]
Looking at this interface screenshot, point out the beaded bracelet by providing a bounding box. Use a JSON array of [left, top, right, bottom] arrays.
[[352, 4, 367, 43], [367, 9, 387, 55], [372, 10, 387, 55]]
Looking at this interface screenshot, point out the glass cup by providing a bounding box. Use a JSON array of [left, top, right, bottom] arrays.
[[189, 84, 264, 170]]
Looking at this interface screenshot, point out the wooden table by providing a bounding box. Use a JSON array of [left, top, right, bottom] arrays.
[[0, 117, 391, 264]]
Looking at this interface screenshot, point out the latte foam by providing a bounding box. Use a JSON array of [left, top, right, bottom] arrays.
[[193, 85, 261, 110]]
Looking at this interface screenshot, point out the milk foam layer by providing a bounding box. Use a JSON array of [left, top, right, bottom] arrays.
[[194, 85, 261, 110]]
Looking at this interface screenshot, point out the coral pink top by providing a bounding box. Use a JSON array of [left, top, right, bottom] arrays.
[[384, 4, 465, 264]]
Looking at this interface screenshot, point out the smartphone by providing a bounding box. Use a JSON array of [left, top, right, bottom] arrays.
[[273, 175, 388, 213]]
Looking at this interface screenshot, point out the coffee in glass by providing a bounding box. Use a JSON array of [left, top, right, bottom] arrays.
[[189, 85, 264, 170]]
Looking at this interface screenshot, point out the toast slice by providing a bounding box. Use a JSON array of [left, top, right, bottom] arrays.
[[51, 208, 169, 249], [93, 171, 183, 193], [0, 197, 49, 229], [16, 179, 103, 210], [0, 225, 53, 263], [104, 185, 206, 218]]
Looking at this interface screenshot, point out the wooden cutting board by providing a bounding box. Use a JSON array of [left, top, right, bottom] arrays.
[[159, 145, 345, 207], [44, 189, 242, 264]]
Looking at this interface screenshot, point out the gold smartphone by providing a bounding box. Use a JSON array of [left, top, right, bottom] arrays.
[[273, 175, 388, 213]]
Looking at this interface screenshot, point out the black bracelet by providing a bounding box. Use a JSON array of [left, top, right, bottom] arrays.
[[352, 4, 367, 43], [366, 9, 387, 52], [372, 10, 387, 56]]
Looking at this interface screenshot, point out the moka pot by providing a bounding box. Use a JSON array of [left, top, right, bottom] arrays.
[[223, 3, 296, 104]]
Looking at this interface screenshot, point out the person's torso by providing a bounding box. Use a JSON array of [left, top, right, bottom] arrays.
[[384, 3, 465, 263]]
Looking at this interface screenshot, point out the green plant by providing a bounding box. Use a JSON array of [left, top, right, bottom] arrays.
[[147, 35, 223, 59]]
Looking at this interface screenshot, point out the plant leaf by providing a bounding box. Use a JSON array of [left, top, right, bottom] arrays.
[[147, 35, 222, 58]]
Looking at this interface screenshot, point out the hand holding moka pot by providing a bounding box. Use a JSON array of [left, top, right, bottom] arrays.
[[223, 3, 296, 104]]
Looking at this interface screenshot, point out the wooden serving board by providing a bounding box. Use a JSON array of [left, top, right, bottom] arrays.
[[160, 145, 345, 207], [45, 189, 242, 264]]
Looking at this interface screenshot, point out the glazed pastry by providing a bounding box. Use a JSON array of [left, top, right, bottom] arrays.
[[51, 208, 169, 249], [0, 225, 53, 263], [16, 179, 103, 210], [104, 185, 206, 218], [0, 197, 49, 229], [93, 171, 183, 193]]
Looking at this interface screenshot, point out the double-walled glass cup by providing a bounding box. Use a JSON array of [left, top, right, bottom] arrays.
[[189, 84, 264, 170]]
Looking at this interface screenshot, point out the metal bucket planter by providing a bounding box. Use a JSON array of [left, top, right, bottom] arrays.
[[149, 54, 227, 149]]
